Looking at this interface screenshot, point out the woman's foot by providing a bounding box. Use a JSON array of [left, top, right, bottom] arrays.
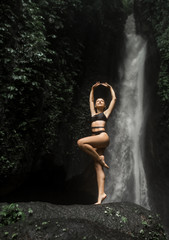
[[98, 155, 109, 169], [95, 193, 107, 204]]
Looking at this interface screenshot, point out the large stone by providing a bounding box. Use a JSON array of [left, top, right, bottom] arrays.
[[0, 202, 167, 240]]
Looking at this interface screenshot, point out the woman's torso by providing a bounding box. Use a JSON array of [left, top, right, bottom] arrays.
[[91, 112, 107, 133]]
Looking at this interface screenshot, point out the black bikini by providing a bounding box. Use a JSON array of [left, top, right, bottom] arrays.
[[91, 112, 107, 123], [91, 112, 107, 135]]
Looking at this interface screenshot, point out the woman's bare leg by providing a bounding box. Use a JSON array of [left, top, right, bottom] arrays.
[[95, 148, 107, 204], [77, 134, 109, 168]]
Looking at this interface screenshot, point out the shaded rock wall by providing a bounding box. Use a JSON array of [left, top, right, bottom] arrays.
[[134, 0, 169, 233]]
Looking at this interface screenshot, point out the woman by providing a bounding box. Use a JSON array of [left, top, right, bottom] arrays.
[[77, 82, 116, 204]]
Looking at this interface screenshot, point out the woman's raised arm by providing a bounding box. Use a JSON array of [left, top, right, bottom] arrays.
[[103, 83, 116, 118], [89, 82, 100, 116]]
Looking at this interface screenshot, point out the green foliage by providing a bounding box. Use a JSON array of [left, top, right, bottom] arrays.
[[0, 0, 126, 179], [104, 206, 114, 216], [138, 215, 167, 240], [4, 232, 9, 236], [104, 207, 127, 224], [42, 221, 48, 225], [28, 208, 33, 216], [141, 220, 149, 227], [12, 233, 19, 239], [0, 204, 25, 226], [122, 0, 133, 14], [120, 216, 127, 223], [0, 0, 83, 179]]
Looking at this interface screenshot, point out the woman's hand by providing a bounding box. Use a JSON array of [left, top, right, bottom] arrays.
[[101, 82, 112, 88], [92, 82, 101, 89], [102, 82, 116, 99]]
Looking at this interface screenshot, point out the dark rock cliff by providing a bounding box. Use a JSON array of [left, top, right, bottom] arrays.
[[134, 0, 169, 233]]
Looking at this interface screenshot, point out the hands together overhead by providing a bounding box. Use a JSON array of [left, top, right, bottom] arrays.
[[92, 82, 112, 89]]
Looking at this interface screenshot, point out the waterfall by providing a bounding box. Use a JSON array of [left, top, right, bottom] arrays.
[[105, 15, 149, 209]]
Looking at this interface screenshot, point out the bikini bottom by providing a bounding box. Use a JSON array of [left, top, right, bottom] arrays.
[[92, 130, 106, 135]]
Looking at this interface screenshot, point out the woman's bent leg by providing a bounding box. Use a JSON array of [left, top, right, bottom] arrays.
[[77, 133, 109, 168], [95, 148, 107, 204]]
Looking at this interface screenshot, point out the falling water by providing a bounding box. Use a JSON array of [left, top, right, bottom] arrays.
[[105, 15, 149, 209]]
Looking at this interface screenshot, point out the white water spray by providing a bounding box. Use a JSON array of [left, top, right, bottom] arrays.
[[105, 15, 149, 209]]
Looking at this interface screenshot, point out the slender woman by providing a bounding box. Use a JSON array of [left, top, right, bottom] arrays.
[[77, 82, 116, 204]]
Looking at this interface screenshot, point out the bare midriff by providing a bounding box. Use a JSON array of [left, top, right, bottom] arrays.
[[91, 120, 106, 133]]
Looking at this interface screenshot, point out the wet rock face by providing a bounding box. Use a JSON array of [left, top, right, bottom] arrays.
[[0, 202, 167, 240]]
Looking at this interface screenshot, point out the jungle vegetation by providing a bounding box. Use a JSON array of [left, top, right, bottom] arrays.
[[0, 0, 125, 182]]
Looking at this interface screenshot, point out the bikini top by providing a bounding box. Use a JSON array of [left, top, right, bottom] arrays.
[[91, 112, 107, 123]]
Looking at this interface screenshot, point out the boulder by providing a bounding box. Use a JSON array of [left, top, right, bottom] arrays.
[[0, 201, 167, 240]]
